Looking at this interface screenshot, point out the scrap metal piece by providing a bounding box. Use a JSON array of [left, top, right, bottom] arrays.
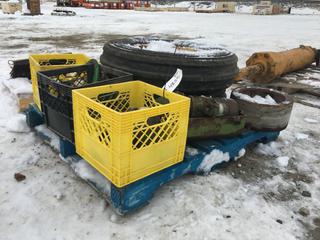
[[9, 59, 31, 79], [235, 45, 317, 83], [188, 115, 246, 139], [190, 96, 239, 117], [231, 87, 293, 131]]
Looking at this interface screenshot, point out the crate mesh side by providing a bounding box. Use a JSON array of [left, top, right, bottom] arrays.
[[133, 90, 180, 150], [73, 82, 190, 187], [143, 92, 161, 108], [79, 108, 112, 148], [132, 112, 179, 150], [78, 89, 180, 151], [93, 91, 131, 112]]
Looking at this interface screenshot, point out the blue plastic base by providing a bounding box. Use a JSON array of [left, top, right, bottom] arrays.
[[26, 105, 279, 215], [108, 130, 279, 215], [25, 104, 44, 128], [59, 138, 76, 157]]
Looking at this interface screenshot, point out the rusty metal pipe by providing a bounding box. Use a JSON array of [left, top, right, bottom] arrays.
[[235, 45, 317, 83], [190, 96, 239, 117], [234, 64, 263, 81]]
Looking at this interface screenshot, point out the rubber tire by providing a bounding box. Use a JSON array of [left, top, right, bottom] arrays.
[[100, 38, 239, 96]]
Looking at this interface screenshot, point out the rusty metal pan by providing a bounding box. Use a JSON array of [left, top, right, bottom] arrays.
[[231, 87, 293, 131]]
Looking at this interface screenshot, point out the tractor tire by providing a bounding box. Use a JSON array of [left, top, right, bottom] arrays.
[[100, 37, 239, 96]]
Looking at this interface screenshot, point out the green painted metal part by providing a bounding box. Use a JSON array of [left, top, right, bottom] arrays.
[[190, 96, 239, 117], [187, 115, 246, 139], [92, 59, 100, 83]]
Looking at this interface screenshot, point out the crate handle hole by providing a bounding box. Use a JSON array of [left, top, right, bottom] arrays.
[[153, 94, 169, 105], [147, 113, 168, 126], [87, 108, 101, 121], [97, 91, 119, 102], [48, 59, 69, 65]]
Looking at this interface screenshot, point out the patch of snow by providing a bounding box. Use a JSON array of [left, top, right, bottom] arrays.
[[291, 7, 320, 15], [124, 38, 231, 58], [152, 1, 215, 10], [174, 1, 192, 8], [276, 156, 289, 168], [197, 149, 230, 174], [22, 3, 31, 14], [295, 132, 309, 140], [59, 153, 68, 163], [233, 92, 277, 105], [2, 78, 32, 95], [236, 5, 253, 14], [35, 125, 60, 151], [21, 152, 40, 165], [5, 114, 30, 133], [109, 213, 120, 223], [235, 148, 246, 160], [185, 146, 199, 156], [71, 159, 111, 195], [299, 79, 320, 88], [255, 141, 282, 157], [304, 118, 318, 124]]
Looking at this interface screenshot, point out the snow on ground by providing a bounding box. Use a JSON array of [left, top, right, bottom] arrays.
[[236, 5, 253, 14], [152, 1, 216, 10], [0, 3, 320, 240], [304, 118, 318, 124], [151, 2, 320, 15], [185, 146, 199, 156], [5, 113, 30, 133], [290, 7, 320, 15], [71, 159, 111, 195], [276, 156, 290, 168], [300, 79, 320, 88], [295, 132, 309, 140], [2, 77, 32, 95], [198, 149, 230, 174], [34, 125, 60, 151], [255, 141, 283, 157]]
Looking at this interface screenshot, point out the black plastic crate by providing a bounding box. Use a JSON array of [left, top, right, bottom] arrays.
[[37, 63, 133, 143]]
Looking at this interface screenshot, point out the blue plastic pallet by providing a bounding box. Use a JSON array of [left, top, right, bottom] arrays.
[[26, 104, 279, 215]]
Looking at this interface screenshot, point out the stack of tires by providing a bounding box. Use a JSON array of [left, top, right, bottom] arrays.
[[100, 37, 239, 97], [100, 37, 243, 139]]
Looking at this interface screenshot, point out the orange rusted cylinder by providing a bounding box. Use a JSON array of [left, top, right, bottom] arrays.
[[234, 64, 263, 81], [236, 45, 317, 83]]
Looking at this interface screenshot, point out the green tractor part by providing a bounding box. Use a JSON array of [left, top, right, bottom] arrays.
[[190, 96, 239, 117], [88, 59, 100, 83], [187, 115, 246, 139]]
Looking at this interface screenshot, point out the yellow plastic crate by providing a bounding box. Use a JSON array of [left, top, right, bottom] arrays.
[[29, 53, 90, 110], [72, 81, 190, 187]]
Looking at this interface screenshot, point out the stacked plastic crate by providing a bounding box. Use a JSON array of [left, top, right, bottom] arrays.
[[29, 53, 191, 188]]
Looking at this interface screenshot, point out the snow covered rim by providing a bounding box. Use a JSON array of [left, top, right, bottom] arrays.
[[231, 87, 294, 131], [231, 87, 293, 107], [110, 37, 233, 59]]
